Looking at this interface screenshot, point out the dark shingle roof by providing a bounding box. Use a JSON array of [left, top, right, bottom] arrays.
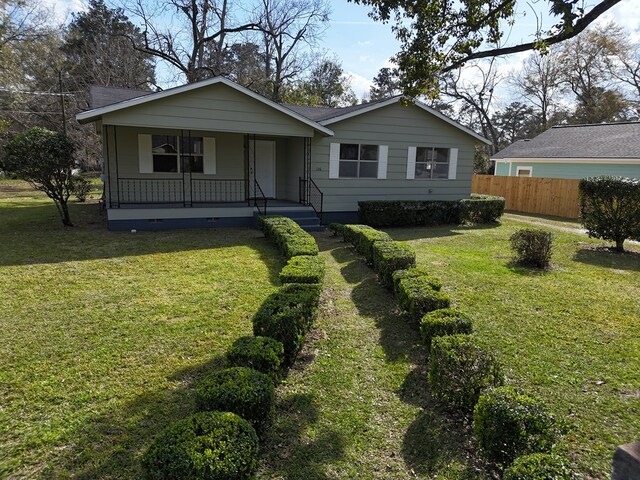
[[89, 85, 151, 109], [284, 97, 397, 122], [492, 122, 640, 159]]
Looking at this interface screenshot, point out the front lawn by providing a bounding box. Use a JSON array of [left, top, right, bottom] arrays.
[[0, 182, 283, 478], [2, 181, 637, 479]]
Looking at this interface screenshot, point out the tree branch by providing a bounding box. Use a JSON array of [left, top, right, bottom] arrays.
[[442, 0, 622, 72]]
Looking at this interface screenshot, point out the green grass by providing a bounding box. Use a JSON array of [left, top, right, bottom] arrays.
[[2, 181, 638, 479], [0, 182, 283, 478]]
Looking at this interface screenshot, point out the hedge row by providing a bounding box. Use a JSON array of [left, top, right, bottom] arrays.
[[144, 219, 324, 480], [252, 283, 322, 364], [338, 224, 416, 288], [331, 223, 567, 477], [358, 194, 505, 227], [258, 215, 319, 258], [279, 255, 325, 284]]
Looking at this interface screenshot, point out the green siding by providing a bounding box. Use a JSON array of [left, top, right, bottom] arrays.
[[310, 102, 477, 212], [102, 83, 315, 137], [495, 161, 640, 179]]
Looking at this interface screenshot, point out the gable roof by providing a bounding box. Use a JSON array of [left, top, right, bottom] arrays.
[[77, 77, 334, 135], [77, 77, 489, 143], [492, 122, 640, 160]]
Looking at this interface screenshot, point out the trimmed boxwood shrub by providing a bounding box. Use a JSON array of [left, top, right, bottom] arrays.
[[428, 334, 503, 411], [396, 276, 450, 323], [579, 175, 640, 252], [341, 224, 392, 263], [142, 411, 259, 480], [358, 197, 505, 227], [196, 367, 275, 429], [252, 283, 322, 363], [510, 229, 554, 268], [279, 255, 325, 284], [503, 453, 572, 480], [459, 194, 505, 224], [358, 200, 462, 227], [392, 268, 442, 296], [258, 215, 319, 258], [371, 240, 416, 288], [420, 308, 473, 351], [226, 336, 284, 382], [473, 386, 557, 465], [328, 223, 345, 236]]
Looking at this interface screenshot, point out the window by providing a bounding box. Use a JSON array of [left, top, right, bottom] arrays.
[[415, 147, 449, 179], [516, 166, 532, 177], [151, 135, 204, 173], [181, 136, 204, 173], [152, 135, 178, 172], [339, 143, 379, 178]]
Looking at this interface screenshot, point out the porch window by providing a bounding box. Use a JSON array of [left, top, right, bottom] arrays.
[[152, 135, 178, 172], [181, 136, 204, 173], [415, 147, 449, 179], [339, 143, 379, 178], [151, 135, 204, 173]]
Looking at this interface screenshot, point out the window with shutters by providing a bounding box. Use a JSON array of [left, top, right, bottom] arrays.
[[151, 135, 204, 173], [415, 147, 449, 179], [339, 143, 379, 178]]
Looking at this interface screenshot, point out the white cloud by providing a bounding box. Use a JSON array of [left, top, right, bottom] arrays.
[[359, 55, 371, 62], [346, 71, 372, 99], [40, 0, 87, 23], [357, 41, 372, 47]]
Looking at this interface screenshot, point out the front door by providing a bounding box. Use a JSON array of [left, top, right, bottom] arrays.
[[252, 140, 276, 198]]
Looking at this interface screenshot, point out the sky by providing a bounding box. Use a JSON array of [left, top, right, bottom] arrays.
[[45, 0, 640, 104]]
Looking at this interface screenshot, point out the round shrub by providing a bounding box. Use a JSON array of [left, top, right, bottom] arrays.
[[428, 334, 503, 411], [196, 367, 275, 429], [503, 453, 572, 479], [226, 336, 284, 382], [473, 386, 557, 465], [420, 308, 473, 351], [142, 411, 258, 480], [579, 176, 640, 252], [510, 229, 553, 269]]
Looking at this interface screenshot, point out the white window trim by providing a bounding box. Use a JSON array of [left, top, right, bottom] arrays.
[[337, 143, 381, 179], [516, 166, 533, 177], [143, 134, 213, 174], [407, 145, 458, 182]]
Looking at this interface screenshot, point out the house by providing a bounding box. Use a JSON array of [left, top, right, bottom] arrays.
[[77, 77, 490, 231], [492, 122, 640, 179]]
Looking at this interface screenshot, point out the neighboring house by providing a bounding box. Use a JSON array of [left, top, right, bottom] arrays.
[[77, 77, 489, 231], [492, 122, 640, 179]]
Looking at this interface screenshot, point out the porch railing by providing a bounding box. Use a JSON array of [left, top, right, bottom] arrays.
[[118, 177, 184, 205], [299, 176, 324, 223], [115, 177, 247, 206], [253, 179, 267, 216]]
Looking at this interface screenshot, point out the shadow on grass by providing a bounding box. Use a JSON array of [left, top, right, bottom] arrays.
[[41, 354, 228, 479], [573, 247, 640, 271], [258, 393, 348, 479], [321, 233, 482, 477], [505, 260, 552, 276], [387, 222, 501, 242], [0, 202, 283, 282]]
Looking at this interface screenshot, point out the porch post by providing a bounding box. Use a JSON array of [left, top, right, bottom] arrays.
[[113, 125, 121, 208], [304, 137, 311, 204]]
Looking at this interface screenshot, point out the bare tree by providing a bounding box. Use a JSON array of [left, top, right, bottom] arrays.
[[123, 0, 263, 83], [259, 0, 329, 102], [510, 49, 563, 127], [442, 59, 503, 154], [557, 24, 629, 123]]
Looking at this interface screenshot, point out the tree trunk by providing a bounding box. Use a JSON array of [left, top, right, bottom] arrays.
[[614, 238, 625, 252], [58, 200, 74, 227]]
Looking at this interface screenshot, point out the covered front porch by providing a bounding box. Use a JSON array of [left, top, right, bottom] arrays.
[[102, 126, 322, 215], [100, 125, 324, 229]]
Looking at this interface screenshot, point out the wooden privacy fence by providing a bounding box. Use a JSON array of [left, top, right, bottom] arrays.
[[472, 174, 581, 218]]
